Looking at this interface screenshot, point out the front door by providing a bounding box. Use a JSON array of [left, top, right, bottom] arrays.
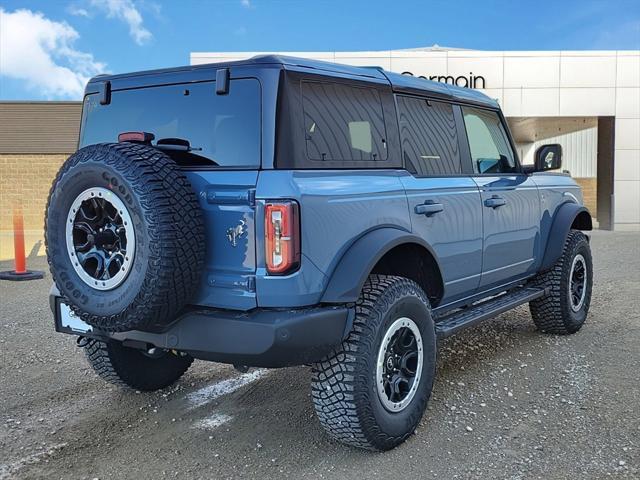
[[461, 106, 540, 290], [397, 96, 483, 304]]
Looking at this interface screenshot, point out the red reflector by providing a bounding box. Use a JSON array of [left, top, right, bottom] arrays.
[[118, 131, 155, 144], [265, 201, 300, 275]]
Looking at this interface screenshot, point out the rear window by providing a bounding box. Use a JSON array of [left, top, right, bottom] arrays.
[[301, 81, 388, 162], [80, 78, 261, 168], [397, 96, 462, 176]]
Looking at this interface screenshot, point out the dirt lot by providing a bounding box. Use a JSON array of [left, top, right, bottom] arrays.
[[1, 231, 639, 479]]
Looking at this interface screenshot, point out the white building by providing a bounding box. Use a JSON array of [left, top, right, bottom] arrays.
[[191, 47, 640, 231]]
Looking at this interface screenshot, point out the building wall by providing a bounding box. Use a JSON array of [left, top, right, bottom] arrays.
[[597, 117, 616, 230], [0, 154, 68, 260], [574, 178, 598, 219], [517, 127, 598, 178], [0, 102, 80, 260], [0, 102, 81, 153], [192, 49, 640, 229]]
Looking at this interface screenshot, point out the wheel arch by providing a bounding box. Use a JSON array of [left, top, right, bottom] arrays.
[[540, 202, 593, 272], [320, 228, 444, 306]]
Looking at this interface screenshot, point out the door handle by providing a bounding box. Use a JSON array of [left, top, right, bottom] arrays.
[[415, 201, 444, 216], [484, 195, 506, 208]]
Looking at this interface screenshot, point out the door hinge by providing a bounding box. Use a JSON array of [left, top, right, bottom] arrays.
[[205, 187, 256, 206]]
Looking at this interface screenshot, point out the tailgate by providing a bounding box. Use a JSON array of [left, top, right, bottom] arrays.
[[185, 170, 258, 310]]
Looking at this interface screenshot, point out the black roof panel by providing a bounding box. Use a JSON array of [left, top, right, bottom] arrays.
[[381, 69, 498, 107]]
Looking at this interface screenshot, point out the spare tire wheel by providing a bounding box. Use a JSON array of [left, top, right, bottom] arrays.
[[45, 142, 205, 332]]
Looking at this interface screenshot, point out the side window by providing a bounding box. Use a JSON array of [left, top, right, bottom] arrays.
[[301, 81, 387, 161], [462, 107, 516, 174], [397, 96, 461, 176]]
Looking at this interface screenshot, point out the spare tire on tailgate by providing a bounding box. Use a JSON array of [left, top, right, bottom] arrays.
[[45, 142, 205, 332]]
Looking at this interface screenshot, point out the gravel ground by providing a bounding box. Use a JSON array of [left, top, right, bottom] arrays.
[[1, 230, 639, 480]]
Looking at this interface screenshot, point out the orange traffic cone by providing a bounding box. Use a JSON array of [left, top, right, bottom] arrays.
[[0, 208, 44, 281]]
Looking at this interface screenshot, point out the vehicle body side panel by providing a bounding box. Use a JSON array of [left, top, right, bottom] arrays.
[[320, 228, 439, 304], [530, 173, 587, 270], [254, 169, 411, 307], [399, 173, 483, 304], [539, 202, 592, 271], [472, 174, 541, 289]]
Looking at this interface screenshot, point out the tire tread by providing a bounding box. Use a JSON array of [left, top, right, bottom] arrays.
[[311, 275, 433, 450], [45, 143, 205, 332], [84, 339, 193, 391], [529, 230, 592, 334]]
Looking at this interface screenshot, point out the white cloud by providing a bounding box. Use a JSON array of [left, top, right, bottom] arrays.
[[140, 0, 163, 19], [240, 0, 252, 8], [67, 5, 91, 17], [0, 8, 107, 99], [89, 0, 152, 45]]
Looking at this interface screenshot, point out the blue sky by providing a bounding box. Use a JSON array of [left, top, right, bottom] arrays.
[[1, 0, 639, 100]]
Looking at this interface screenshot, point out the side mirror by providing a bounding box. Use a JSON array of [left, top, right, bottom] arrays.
[[534, 144, 562, 172]]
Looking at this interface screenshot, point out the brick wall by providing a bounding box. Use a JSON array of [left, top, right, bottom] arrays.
[[0, 154, 68, 260], [574, 177, 598, 221]]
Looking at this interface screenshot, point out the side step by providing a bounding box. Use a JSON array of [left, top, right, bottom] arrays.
[[434, 287, 547, 339]]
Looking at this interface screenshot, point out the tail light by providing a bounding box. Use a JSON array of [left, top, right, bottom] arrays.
[[265, 201, 300, 275], [118, 131, 155, 144]]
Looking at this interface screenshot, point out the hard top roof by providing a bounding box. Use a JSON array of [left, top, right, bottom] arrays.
[[86, 54, 498, 108]]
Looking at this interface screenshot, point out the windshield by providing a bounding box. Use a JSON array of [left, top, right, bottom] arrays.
[[80, 78, 261, 168]]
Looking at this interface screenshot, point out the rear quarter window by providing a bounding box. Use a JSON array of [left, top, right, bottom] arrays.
[[80, 78, 261, 168], [301, 81, 388, 162]]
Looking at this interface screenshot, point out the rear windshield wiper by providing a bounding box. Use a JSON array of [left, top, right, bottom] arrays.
[[155, 137, 219, 167], [155, 138, 202, 152], [117, 132, 217, 166]]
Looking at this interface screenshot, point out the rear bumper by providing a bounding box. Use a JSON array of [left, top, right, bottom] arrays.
[[50, 288, 353, 368]]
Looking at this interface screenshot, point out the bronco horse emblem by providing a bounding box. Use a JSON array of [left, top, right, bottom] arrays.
[[226, 220, 246, 247]]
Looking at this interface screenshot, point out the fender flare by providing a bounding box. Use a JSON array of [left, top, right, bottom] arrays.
[[540, 202, 593, 271], [320, 228, 442, 304]]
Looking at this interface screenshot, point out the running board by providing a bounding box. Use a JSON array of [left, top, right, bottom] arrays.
[[434, 287, 547, 339]]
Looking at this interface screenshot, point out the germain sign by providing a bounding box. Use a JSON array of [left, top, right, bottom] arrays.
[[401, 71, 486, 89]]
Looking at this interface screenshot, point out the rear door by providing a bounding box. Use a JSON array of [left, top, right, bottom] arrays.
[[397, 96, 483, 304], [460, 106, 540, 290]]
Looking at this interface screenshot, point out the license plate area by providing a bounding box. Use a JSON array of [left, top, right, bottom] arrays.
[[55, 299, 94, 335]]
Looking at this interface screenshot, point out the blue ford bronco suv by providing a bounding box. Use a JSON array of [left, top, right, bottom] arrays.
[[46, 56, 593, 451]]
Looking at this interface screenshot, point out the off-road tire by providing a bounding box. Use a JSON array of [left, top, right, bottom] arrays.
[[529, 230, 593, 334], [45, 143, 205, 332], [84, 339, 193, 391], [311, 275, 436, 451]]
